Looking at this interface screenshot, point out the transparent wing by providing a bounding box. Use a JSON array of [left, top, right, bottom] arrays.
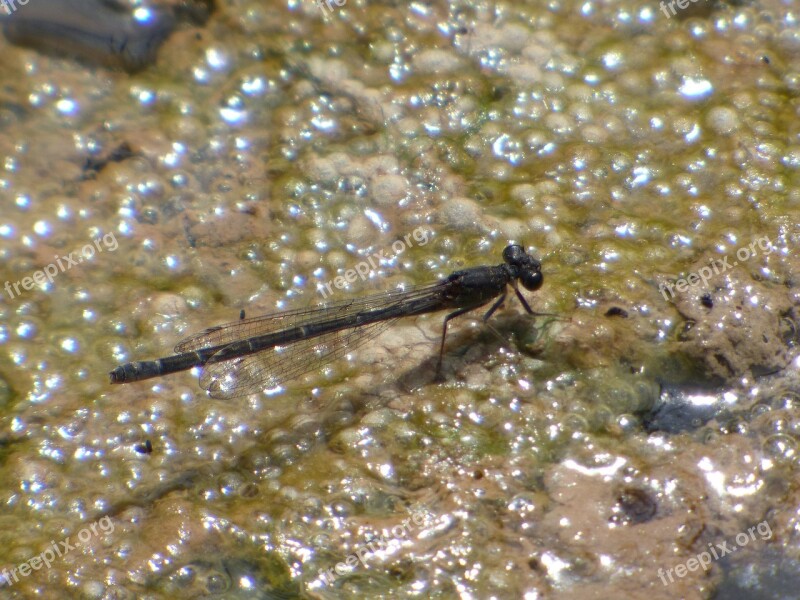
[[199, 317, 401, 399], [174, 279, 449, 353], [174, 279, 453, 399]]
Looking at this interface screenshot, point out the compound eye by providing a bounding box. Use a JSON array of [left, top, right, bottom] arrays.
[[520, 270, 543, 291], [503, 244, 525, 264]]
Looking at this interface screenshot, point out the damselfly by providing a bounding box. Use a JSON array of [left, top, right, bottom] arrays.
[[109, 244, 545, 398]]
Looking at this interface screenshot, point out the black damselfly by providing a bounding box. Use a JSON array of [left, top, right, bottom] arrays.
[[109, 244, 545, 398]]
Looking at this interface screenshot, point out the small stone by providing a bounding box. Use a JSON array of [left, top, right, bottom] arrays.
[[371, 174, 408, 206], [440, 197, 483, 231], [413, 49, 462, 74], [706, 106, 740, 135]]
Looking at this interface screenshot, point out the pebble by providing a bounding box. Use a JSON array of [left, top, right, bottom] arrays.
[[706, 106, 740, 134], [439, 197, 483, 231], [505, 62, 543, 83], [344, 214, 374, 246], [370, 174, 408, 206], [413, 49, 462, 74], [305, 156, 339, 185]]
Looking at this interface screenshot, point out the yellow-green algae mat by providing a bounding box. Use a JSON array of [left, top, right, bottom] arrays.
[[0, 0, 798, 598]]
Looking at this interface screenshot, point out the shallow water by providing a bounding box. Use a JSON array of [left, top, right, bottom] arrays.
[[0, 0, 798, 598]]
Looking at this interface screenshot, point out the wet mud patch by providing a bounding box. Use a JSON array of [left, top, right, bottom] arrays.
[[662, 257, 798, 382]]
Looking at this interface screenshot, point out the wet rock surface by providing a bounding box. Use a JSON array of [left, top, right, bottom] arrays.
[[0, 0, 798, 598]]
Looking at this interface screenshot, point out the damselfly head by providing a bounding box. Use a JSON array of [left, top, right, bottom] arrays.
[[502, 244, 543, 291]]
